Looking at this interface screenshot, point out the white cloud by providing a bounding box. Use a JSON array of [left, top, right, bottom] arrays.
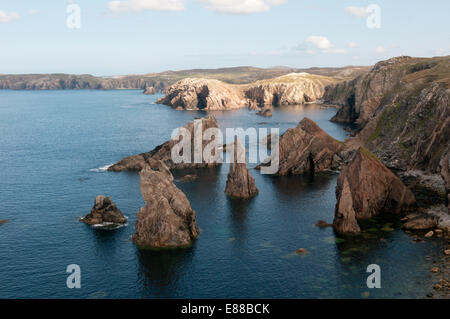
[[199, 0, 287, 14], [0, 10, 19, 23], [305, 36, 333, 49], [348, 42, 358, 48], [108, 0, 185, 13], [345, 6, 368, 18], [376, 46, 386, 54], [295, 36, 347, 55]]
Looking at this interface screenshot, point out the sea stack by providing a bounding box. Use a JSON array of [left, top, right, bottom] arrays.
[[109, 115, 221, 172], [133, 161, 199, 248], [333, 147, 416, 234], [81, 196, 127, 226], [225, 138, 259, 199], [257, 117, 344, 175]]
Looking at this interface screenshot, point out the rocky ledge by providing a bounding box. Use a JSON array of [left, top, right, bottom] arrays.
[[108, 115, 221, 172], [225, 138, 259, 199], [133, 161, 199, 248], [333, 147, 416, 234], [81, 196, 127, 227], [257, 117, 344, 175]]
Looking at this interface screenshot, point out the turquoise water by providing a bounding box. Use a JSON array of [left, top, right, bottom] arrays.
[[0, 90, 444, 298]]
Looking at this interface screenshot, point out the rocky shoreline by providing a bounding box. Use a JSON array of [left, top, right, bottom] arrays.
[[81, 55, 448, 297]]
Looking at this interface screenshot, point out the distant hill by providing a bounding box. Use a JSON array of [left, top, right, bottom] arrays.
[[0, 66, 370, 91]]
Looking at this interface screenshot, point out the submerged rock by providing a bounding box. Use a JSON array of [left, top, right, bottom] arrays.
[[257, 107, 273, 117], [179, 174, 197, 182], [403, 213, 438, 230], [225, 138, 259, 199], [248, 100, 259, 111], [296, 248, 309, 255], [257, 117, 344, 175], [81, 196, 127, 226], [109, 115, 221, 172], [333, 147, 416, 234], [133, 161, 199, 248], [316, 220, 333, 228]]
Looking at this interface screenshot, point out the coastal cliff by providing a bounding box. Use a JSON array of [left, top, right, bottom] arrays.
[[157, 78, 246, 110], [0, 74, 165, 91], [324, 56, 450, 209], [157, 72, 341, 110], [244, 73, 340, 107]]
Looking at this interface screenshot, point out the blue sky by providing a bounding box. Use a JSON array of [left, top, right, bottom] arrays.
[[0, 0, 449, 75]]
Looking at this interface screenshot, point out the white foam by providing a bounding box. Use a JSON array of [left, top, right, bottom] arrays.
[[91, 222, 127, 230], [89, 164, 113, 173]]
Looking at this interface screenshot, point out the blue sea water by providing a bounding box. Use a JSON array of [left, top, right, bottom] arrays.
[[0, 90, 444, 299]]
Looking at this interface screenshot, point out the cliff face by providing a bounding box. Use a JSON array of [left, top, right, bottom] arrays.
[[157, 73, 341, 110], [0, 74, 165, 91], [333, 148, 416, 234], [156, 78, 246, 110], [244, 73, 339, 107], [325, 56, 421, 127], [324, 56, 450, 175]]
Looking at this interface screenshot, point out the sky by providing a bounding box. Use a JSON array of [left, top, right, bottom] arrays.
[[0, 0, 449, 75]]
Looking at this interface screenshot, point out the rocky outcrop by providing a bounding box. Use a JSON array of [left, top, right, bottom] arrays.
[[157, 78, 246, 110], [325, 56, 419, 127], [133, 161, 199, 248], [257, 117, 344, 175], [81, 196, 127, 226], [225, 138, 259, 199], [157, 73, 341, 110], [324, 56, 450, 216], [325, 56, 450, 175], [333, 148, 416, 234], [143, 86, 159, 95], [244, 73, 339, 107], [440, 150, 450, 212], [403, 212, 438, 230], [257, 107, 272, 117], [109, 115, 221, 172]]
